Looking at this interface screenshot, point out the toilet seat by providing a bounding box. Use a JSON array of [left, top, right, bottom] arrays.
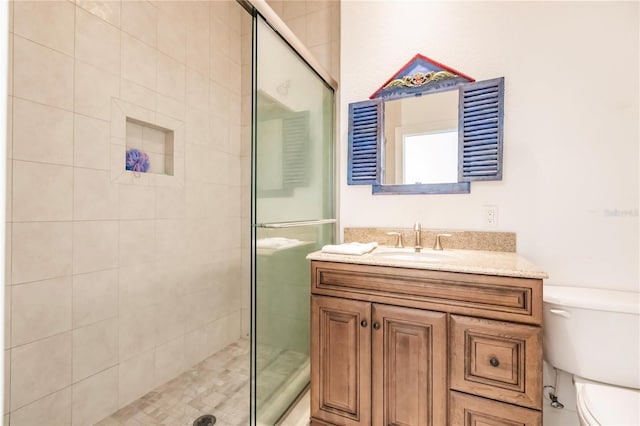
[[575, 377, 640, 426]]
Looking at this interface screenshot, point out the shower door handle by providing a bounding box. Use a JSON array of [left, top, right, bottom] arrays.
[[255, 219, 337, 228]]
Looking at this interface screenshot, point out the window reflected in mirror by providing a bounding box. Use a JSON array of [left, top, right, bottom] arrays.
[[383, 89, 459, 185]]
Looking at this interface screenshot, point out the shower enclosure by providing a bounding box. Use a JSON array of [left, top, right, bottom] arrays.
[[250, 11, 336, 425], [2, 0, 335, 424]]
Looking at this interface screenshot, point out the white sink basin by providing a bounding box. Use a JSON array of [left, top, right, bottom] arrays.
[[371, 248, 455, 262]]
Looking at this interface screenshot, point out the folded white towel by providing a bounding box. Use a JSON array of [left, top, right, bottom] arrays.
[[321, 242, 378, 256], [256, 237, 302, 249]]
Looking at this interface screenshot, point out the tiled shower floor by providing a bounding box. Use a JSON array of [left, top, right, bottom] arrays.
[[96, 340, 251, 426], [95, 339, 308, 426]]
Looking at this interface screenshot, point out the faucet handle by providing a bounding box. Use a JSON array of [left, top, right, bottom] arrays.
[[433, 233, 452, 251], [386, 232, 404, 248]]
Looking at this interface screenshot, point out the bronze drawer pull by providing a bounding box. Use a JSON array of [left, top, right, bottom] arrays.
[[490, 357, 500, 367], [361, 320, 368, 328], [373, 322, 381, 330]]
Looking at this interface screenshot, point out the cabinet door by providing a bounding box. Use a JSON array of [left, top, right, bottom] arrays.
[[311, 295, 371, 426], [371, 304, 447, 426]]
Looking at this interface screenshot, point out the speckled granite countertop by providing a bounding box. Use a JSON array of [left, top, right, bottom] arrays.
[[307, 246, 548, 279]]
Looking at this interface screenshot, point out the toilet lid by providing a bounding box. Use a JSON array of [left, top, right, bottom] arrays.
[[579, 381, 640, 425]]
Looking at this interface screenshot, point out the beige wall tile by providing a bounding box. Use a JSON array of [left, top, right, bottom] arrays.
[[185, 107, 210, 145], [7, 34, 13, 98], [209, 49, 230, 88], [72, 221, 118, 275], [156, 94, 185, 121], [157, 53, 186, 102], [185, 2, 210, 75], [74, 168, 119, 220], [11, 332, 72, 410], [210, 16, 230, 58], [76, 7, 121, 75], [185, 143, 209, 182], [206, 310, 241, 355], [118, 349, 154, 408], [77, 1, 121, 27], [118, 263, 158, 316], [72, 269, 118, 328], [71, 366, 118, 426], [13, 98, 73, 166], [118, 184, 156, 220], [13, 36, 74, 111], [121, 33, 157, 91], [184, 326, 209, 367], [13, 0, 75, 56], [210, 116, 230, 153], [186, 68, 209, 112], [154, 336, 185, 387], [11, 276, 72, 348], [157, 8, 187, 64], [4, 286, 11, 350], [12, 161, 73, 222], [74, 114, 110, 170], [156, 186, 185, 219], [209, 0, 230, 23], [182, 289, 211, 333], [4, 349, 9, 413], [209, 81, 229, 120], [154, 298, 184, 346], [186, 182, 221, 220], [282, 0, 306, 19], [307, 7, 332, 48], [155, 219, 186, 261], [75, 61, 120, 121], [121, 0, 157, 47], [121, 79, 157, 112], [118, 220, 155, 266], [72, 318, 118, 382], [5, 160, 11, 223], [119, 305, 155, 361], [12, 222, 72, 285], [10, 388, 71, 426]]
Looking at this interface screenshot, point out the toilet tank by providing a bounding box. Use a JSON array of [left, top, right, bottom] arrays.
[[543, 285, 640, 389]]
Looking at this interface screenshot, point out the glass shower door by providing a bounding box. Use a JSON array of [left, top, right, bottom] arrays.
[[251, 15, 335, 426]]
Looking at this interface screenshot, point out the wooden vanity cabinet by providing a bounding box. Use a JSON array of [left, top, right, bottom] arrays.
[[311, 296, 447, 426], [310, 261, 543, 426]]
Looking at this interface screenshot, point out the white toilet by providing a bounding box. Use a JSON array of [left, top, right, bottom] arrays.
[[543, 285, 640, 425]]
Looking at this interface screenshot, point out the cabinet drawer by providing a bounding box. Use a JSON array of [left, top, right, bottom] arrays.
[[450, 391, 541, 426], [311, 261, 542, 324], [450, 315, 542, 409]]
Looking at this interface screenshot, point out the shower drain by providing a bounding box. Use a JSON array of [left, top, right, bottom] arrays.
[[193, 414, 217, 426]]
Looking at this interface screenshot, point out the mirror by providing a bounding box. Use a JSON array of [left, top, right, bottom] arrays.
[[347, 54, 504, 195], [383, 90, 459, 185]]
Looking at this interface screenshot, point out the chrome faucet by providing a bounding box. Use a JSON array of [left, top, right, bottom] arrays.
[[413, 221, 422, 252]]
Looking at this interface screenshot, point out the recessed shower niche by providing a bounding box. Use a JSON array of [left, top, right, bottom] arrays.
[[125, 118, 174, 176], [110, 98, 185, 187]]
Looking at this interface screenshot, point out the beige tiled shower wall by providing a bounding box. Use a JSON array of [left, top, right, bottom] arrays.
[[4, 1, 247, 424], [266, 0, 341, 81]]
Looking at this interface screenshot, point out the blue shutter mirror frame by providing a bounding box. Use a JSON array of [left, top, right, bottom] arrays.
[[346, 78, 505, 194], [347, 99, 383, 185], [459, 77, 505, 182]]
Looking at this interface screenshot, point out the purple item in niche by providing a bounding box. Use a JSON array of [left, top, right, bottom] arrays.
[[125, 148, 150, 173]]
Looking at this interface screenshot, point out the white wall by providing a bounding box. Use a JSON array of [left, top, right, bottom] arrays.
[[340, 1, 639, 292]]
